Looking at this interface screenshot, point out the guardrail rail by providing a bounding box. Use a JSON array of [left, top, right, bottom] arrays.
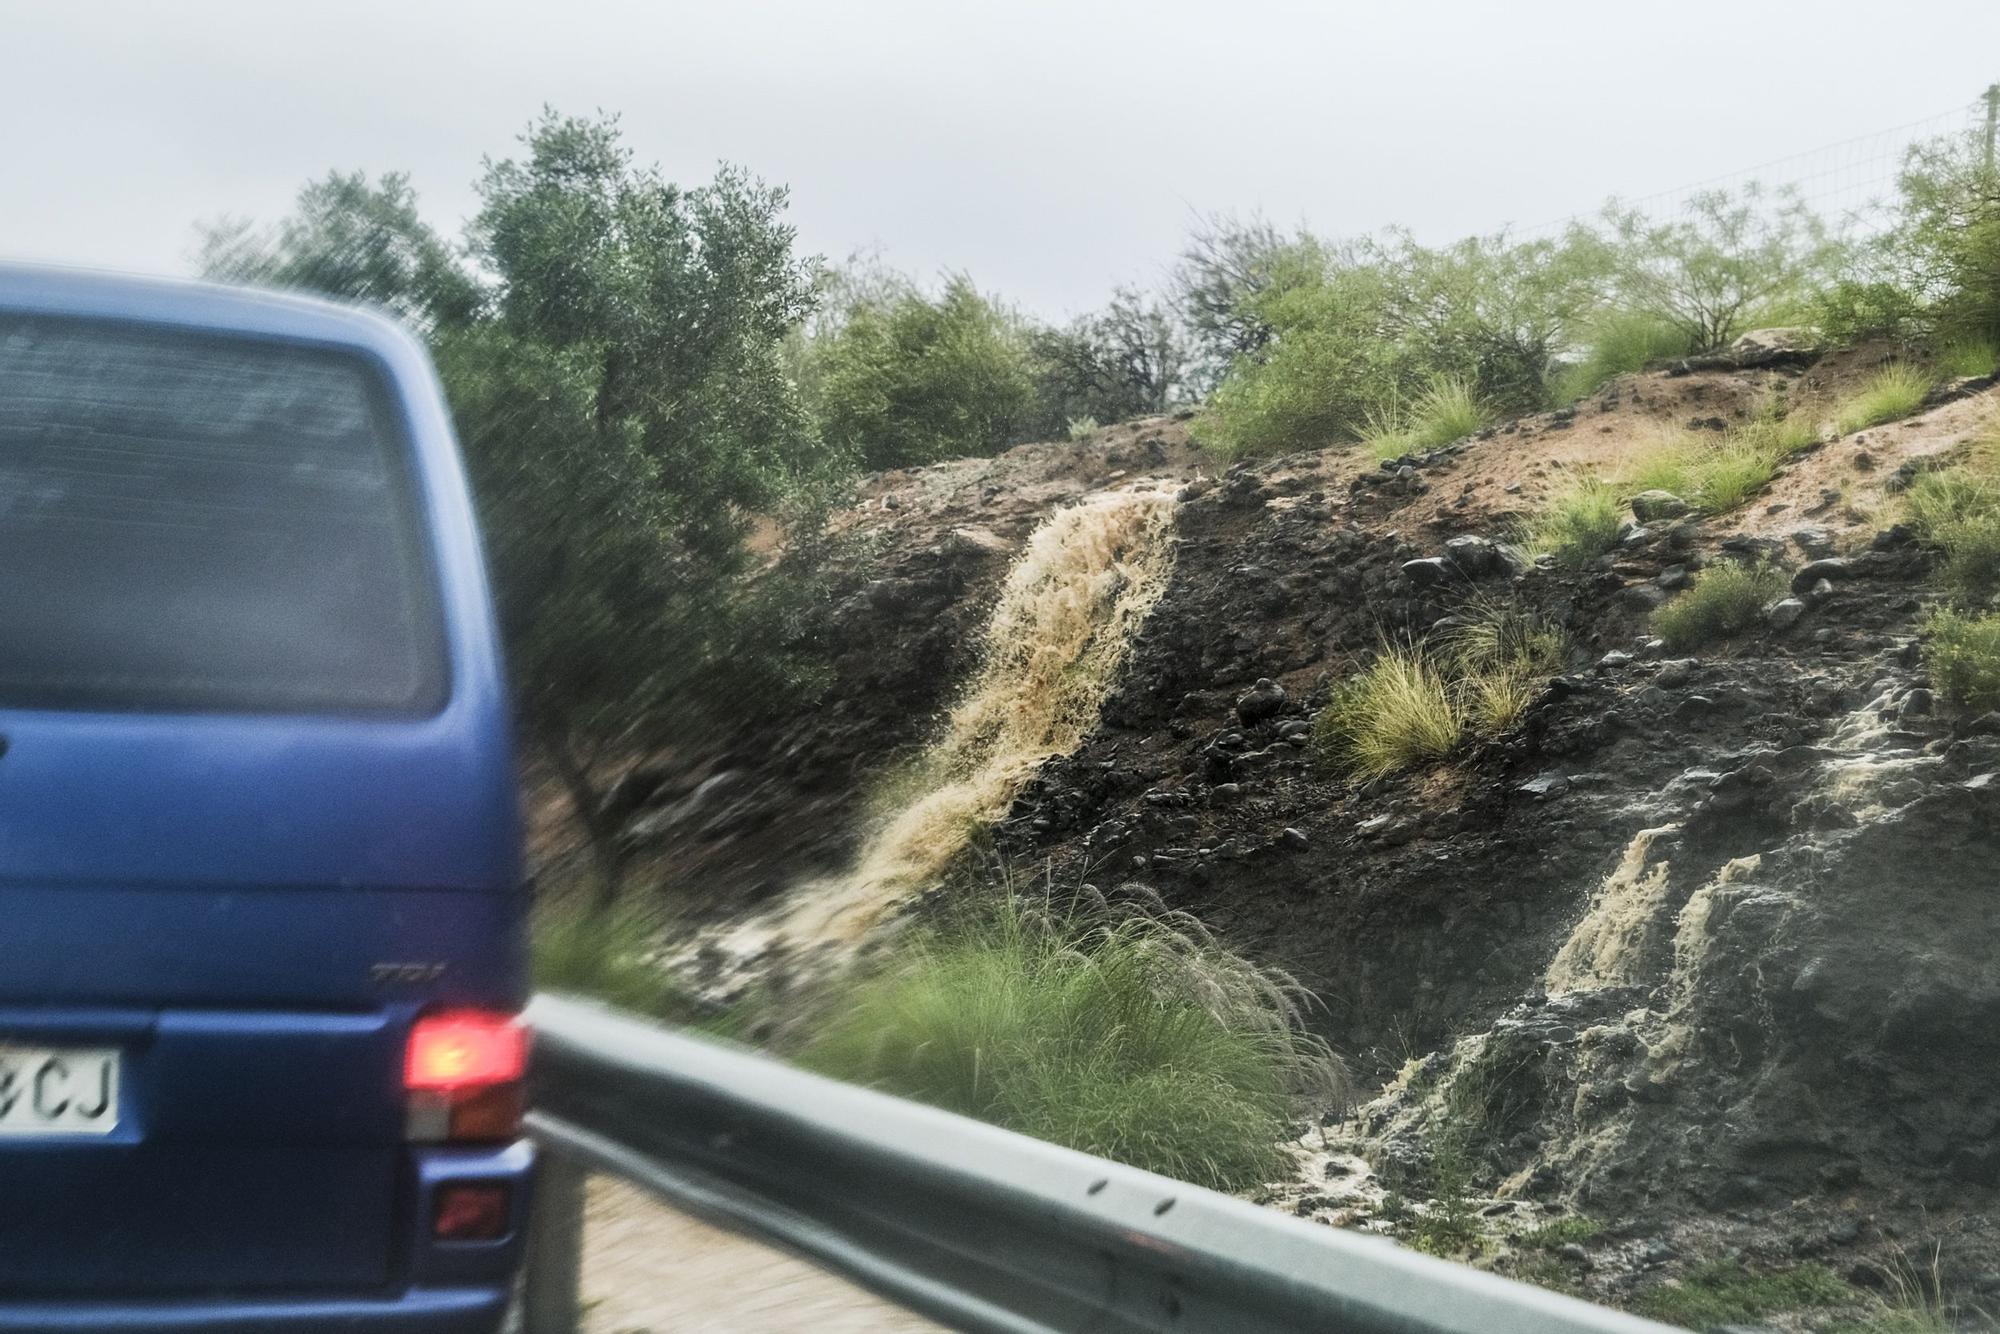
[[520, 993, 1675, 1333]]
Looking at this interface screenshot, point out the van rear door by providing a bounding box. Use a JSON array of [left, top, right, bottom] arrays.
[[0, 293, 523, 1295]]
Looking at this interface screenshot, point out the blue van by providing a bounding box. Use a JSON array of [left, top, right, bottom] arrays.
[[0, 265, 531, 1332]]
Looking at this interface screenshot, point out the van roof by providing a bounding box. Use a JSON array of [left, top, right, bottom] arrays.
[[0, 261, 420, 362]]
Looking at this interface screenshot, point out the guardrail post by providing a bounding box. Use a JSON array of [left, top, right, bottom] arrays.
[[521, 1147, 587, 1334]]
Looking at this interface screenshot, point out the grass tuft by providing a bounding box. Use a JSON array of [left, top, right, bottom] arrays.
[[1635, 1259, 1849, 1328], [1936, 338, 2000, 380], [1924, 608, 2000, 712], [1444, 603, 1567, 734], [1519, 477, 1626, 568], [1313, 647, 1464, 781], [1653, 561, 1788, 650], [1833, 364, 1935, 436], [1907, 468, 2000, 603], [1550, 311, 1704, 404], [796, 895, 1346, 1193], [533, 904, 696, 1022], [1365, 377, 1488, 460], [1519, 1216, 1602, 1250], [1065, 415, 1100, 441]]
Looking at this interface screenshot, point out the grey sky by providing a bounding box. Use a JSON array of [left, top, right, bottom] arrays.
[[6, 0, 1998, 319]]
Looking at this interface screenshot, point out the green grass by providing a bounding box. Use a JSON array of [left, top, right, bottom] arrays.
[[1937, 337, 2000, 380], [1444, 603, 1566, 733], [1907, 468, 2000, 602], [1924, 608, 2000, 711], [795, 897, 1346, 1193], [1065, 415, 1100, 441], [1634, 1259, 1849, 1329], [1652, 561, 1788, 650], [1618, 415, 1814, 518], [533, 904, 697, 1022], [1550, 311, 1704, 404], [1519, 1216, 1602, 1250], [1519, 477, 1626, 568], [1313, 647, 1464, 780], [1365, 377, 1489, 460], [1833, 363, 1936, 436]]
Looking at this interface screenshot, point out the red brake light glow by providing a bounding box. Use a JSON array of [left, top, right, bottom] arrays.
[[405, 1012, 527, 1092]]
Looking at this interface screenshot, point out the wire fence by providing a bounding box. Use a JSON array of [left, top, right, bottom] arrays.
[[1518, 86, 1998, 241]]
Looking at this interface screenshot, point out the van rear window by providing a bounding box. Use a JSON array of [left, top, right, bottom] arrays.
[[0, 316, 448, 714]]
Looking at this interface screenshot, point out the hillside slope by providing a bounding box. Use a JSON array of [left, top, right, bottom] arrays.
[[585, 343, 2000, 1315]]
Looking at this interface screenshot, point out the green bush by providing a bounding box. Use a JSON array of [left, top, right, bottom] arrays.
[[1653, 561, 1788, 649], [1314, 647, 1464, 780], [1924, 608, 2000, 711], [797, 897, 1346, 1192], [1550, 311, 1704, 403], [1066, 415, 1100, 441], [1519, 477, 1626, 568], [810, 274, 1039, 469], [1834, 363, 1935, 435]]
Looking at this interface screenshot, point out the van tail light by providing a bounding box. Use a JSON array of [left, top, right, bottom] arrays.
[[404, 1011, 527, 1143]]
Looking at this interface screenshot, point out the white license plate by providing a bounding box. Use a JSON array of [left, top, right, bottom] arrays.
[[0, 1046, 119, 1136]]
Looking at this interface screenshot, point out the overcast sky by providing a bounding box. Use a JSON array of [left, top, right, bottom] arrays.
[[5, 1, 1998, 319]]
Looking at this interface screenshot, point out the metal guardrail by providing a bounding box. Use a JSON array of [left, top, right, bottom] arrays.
[[519, 993, 1675, 1333]]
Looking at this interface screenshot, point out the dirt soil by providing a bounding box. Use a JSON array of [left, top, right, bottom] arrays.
[[567, 345, 2000, 1327]]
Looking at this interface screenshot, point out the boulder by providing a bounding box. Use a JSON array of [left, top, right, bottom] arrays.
[[1764, 597, 1807, 631], [1632, 490, 1692, 522], [1234, 678, 1288, 725]]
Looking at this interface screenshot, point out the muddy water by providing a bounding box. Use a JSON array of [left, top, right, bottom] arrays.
[[689, 487, 1178, 973]]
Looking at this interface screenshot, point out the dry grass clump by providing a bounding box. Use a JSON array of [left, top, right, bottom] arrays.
[[1314, 647, 1463, 780], [1519, 476, 1625, 568], [1365, 377, 1489, 461]]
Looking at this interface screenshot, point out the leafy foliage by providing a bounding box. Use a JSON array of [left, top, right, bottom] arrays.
[[807, 272, 1036, 469], [1597, 186, 1842, 351], [1550, 310, 1704, 403], [201, 114, 841, 903], [1030, 286, 1191, 431]]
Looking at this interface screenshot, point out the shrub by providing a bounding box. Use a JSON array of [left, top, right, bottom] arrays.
[[796, 896, 1346, 1192], [1653, 561, 1788, 649], [811, 273, 1039, 469], [1833, 363, 1935, 436], [1924, 608, 2000, 711], [1598, 187, 1843, 351], [1549, 311, 1703, 403], [1519, 477, 1625, 568], [1066, 416, 1100, 441], [1314, 647, 1463, 780]]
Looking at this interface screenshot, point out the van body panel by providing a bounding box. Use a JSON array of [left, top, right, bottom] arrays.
[[0, 266, 528, 1329]]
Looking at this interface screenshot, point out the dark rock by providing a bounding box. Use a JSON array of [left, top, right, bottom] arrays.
[[1598, 650, 1634, 669], [1657, 565, 1692, 590], [1516, 773, 1570, 800], [1400, 557, 1458, 588], [1765, 597, 1807, 631], [1871, 523, 1917, 550], [1789, 526, 1836, 558], [1235, 678, 1288, 724], [1280, 827, 1310, 851], [1792, 558, 1854, 595], [1621, 584, 1668, 612], [1656, 659, 1697, 688], [1444, 534, 1507, 578], [1632, 489, 1692, 521]]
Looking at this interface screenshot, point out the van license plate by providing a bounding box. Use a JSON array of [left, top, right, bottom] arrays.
[[0, 1047, 119, 1136]]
